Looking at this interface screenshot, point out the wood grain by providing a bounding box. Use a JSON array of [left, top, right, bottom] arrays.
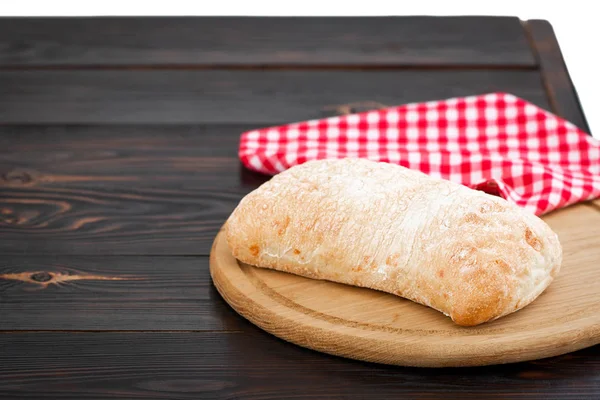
[[0, 256, 245, 331], [0, 186, 244, 255], [0, 16, 536, 67], [0, 70, 550, 124], [211, 203, 600, 367], [0, 332, 598, 399], [0, 125, 270, 255], [0, 125, 243, 158], [0, 124, 250, 190], [524, 20, 591, 133]]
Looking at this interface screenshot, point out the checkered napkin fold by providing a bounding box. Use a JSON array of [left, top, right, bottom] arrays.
[[238, 92, 600, 216]]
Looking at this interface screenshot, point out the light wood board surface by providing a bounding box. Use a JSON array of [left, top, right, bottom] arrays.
[[210, 202, 600, 367]]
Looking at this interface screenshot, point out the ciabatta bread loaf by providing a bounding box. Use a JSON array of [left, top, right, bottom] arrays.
[[226, 158, 562, 326]]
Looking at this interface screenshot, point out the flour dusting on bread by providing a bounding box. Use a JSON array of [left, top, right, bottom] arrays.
[[226, 158, 562, 326]]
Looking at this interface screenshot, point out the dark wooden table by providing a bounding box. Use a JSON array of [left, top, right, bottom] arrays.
[[0, 16, 597, 399]]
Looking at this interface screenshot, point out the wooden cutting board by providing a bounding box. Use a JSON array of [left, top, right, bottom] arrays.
[[210, 202, 600, 367]]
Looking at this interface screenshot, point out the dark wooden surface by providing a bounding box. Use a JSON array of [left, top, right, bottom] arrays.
[[0, 70, 550, 124], [0, 16, 596, 399], [0, 125, 258, 255], [0, 332, 599, 399], [0, 16, 535, 67], [0, 256, 241, 331], [525, 20, 590, 132]]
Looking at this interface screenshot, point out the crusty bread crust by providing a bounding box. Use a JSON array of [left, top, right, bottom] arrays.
[[226, 158, 562, 326]]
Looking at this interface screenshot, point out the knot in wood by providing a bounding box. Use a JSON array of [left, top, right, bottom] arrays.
[[1, 169, 38, 186], [0, 208, 15, 224], [30, 272, 53, 283]]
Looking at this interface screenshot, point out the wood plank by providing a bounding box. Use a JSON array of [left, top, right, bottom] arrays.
[[0, 332, 598, 399], [0, 256, 243, 331], [524, 20, 590, 133], [0, 125, 264, 255], [0, 186, 243, 255], [0, 70, 550, 124], [0, 16, 536, 67], [0, 125, 247, 189], [0, 124, 242, 170]]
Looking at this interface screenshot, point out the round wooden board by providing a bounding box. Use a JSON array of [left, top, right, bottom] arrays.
[[210, 203, 600, 367]]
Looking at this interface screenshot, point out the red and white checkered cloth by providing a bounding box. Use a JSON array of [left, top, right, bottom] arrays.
[[239, 92, 600, 216]]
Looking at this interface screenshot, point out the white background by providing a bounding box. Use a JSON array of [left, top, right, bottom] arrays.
[[2, 1, 597, 138]]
